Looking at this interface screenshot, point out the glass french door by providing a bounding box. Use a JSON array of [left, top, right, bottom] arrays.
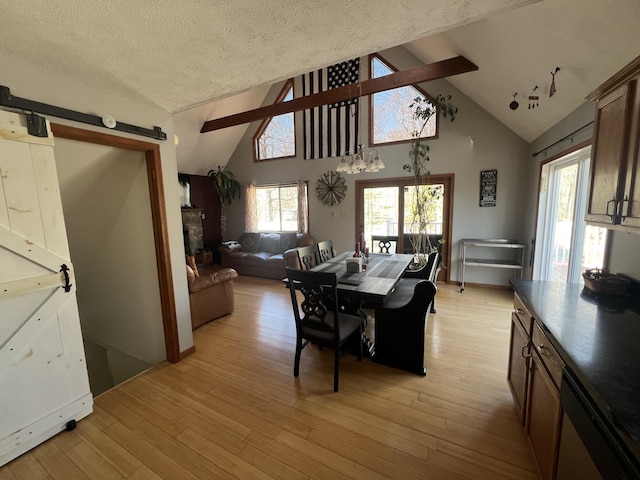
[[534, 146, 607, 283], [356, 175, 452, 281]]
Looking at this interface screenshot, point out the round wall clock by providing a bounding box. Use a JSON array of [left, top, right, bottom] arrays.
[[316, 171, 346, 206]]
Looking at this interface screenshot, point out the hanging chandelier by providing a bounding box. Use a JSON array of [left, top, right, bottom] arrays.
[[336, 144, 384, 174], [335, 85, 385, 175]]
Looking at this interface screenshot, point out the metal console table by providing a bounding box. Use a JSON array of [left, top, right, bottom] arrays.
[[459, 239, 526, 292]]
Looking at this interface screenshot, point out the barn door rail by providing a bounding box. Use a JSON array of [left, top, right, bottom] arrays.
[[0, 265, 74, 300], [0, 85, 167, 141]]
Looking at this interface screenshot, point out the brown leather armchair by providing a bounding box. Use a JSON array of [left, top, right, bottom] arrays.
[[186, 265, 238, 330]]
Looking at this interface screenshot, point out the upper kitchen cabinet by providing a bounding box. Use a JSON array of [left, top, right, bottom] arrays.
[[586, 55, 640, 230]]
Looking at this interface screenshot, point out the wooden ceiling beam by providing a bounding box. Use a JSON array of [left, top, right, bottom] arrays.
[[200, 56, 478, 133]]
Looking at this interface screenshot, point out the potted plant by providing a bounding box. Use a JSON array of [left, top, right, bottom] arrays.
[[207, 165, 241, 240], [403, 94, 458, 268]]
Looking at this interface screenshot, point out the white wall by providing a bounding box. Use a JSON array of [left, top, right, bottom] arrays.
[[529, 101, 640, 280], [0, 55, 194, 354], [224, 45, 531, 286]]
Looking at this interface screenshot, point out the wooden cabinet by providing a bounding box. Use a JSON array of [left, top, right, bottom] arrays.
[[527, 351, 563, 480], [507, 293, 565, 480], [507, 312, 530, 424], [586, 55, 640, 230]]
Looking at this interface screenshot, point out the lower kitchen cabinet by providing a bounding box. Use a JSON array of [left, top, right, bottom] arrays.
[[507, 312, 530, 424], [527, 350, 563, 480], [508, 293, 564, 480]]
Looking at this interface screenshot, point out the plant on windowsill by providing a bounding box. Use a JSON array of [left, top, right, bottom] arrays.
[[403, 94, 458, 268], [207, 165, 241, 241]]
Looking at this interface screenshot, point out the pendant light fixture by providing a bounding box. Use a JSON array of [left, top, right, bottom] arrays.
[[336, 85, 385, 174]]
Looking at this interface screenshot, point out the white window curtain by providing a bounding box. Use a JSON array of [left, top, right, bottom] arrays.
[[297, 179, 308, 234], [244, 184, 257, 232]]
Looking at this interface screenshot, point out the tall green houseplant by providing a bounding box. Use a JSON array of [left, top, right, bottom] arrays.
[[207, 165, 241, 241], [403, 94, 458, 267]]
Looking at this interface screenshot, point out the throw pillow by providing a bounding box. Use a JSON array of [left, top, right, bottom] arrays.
[[280, 232, 297, 251], [260, 233, 283, 254], [186, 255, 199, 277], [238, 232, 261, 252]]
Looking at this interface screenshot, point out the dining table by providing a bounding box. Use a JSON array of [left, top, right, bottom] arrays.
[[310, 251, 415, 305], [309, 251, 415, 356]]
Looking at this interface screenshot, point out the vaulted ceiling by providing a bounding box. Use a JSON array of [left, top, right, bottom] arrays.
[[2, 0, 640, 175]]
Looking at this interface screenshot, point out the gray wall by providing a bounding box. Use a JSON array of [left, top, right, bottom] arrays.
[[225, 45, 531, 286]]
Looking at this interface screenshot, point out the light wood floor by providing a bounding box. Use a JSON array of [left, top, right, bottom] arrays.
[[0, 277, 538, 480]]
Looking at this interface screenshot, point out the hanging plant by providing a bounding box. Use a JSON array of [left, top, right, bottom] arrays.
[[403, 94, 458, 267]]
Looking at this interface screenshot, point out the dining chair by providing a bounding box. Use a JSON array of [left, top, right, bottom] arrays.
[[371, 235, 398, 253], [297, 244, 320, 270], [316, 240, 336, 263], [403, 251, 441, 312], [373, 279, 436, 375], [285, 268, 363, 392]]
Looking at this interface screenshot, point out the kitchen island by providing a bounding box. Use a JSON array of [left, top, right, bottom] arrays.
[[510, 279, 640, 478]]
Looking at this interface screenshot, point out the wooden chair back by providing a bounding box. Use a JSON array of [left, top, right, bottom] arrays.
[[297, 244, 320, 270], [317, 240, 336, 263], [372, 235, 398, 253]]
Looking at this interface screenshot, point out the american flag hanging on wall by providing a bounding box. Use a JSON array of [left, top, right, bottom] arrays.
[[302, 58, 360, 160]]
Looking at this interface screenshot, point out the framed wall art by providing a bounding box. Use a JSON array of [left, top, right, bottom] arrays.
[[480, 169, 497, 207]]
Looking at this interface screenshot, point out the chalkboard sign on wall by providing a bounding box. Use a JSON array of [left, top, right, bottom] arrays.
[[480, 169, 497, 207]]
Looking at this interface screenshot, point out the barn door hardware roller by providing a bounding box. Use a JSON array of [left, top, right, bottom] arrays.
[[0, 85, 167, 141]]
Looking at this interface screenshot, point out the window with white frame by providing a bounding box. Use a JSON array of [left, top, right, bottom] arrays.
[[254, 79, 296, 161], [370, 54, 438, 145], [255, 183, 307, 232], [534, 145, 607, 283]]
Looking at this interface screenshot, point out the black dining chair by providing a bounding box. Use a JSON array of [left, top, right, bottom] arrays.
[[402, 251, 441, 313], [373, 279, 437, 376], [285, 268, 363, 392], [371, 235, 398, 253], [316, 240, 336, 263], [297, 244, 320, 270]]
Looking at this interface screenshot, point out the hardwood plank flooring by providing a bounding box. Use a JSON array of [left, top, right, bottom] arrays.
[[0, 277, 538, 479]]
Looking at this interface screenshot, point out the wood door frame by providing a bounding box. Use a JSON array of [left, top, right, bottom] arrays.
[[355, 174, 454, 283], [50, 123, 181, 363]]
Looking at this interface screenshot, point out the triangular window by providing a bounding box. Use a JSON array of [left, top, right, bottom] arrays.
[[254, 79, 296, 161], [369, 54, 438, 145]]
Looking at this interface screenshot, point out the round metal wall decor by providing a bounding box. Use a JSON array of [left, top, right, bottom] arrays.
[[316, 171, 346, 206]]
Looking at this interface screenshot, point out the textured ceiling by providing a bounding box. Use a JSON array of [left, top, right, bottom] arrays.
[[2, 0, 640, 174], [0, 0, 535, 112]]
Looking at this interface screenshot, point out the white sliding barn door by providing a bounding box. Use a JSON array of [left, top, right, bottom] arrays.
[[0, 111, 92, 466]]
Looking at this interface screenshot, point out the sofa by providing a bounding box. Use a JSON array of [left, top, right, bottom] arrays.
[[219, 232, 316, 279], [186, 264, 238, 330]]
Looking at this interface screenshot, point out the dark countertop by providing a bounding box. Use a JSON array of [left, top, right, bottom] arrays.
[[510, 279, 640, 464]]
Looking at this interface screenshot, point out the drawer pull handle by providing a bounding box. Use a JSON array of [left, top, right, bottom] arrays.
[[606, 198, 617, 219], [620, 196, 629, 221], [516, 307, 525, 315], [521, 345, 531, 359]]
